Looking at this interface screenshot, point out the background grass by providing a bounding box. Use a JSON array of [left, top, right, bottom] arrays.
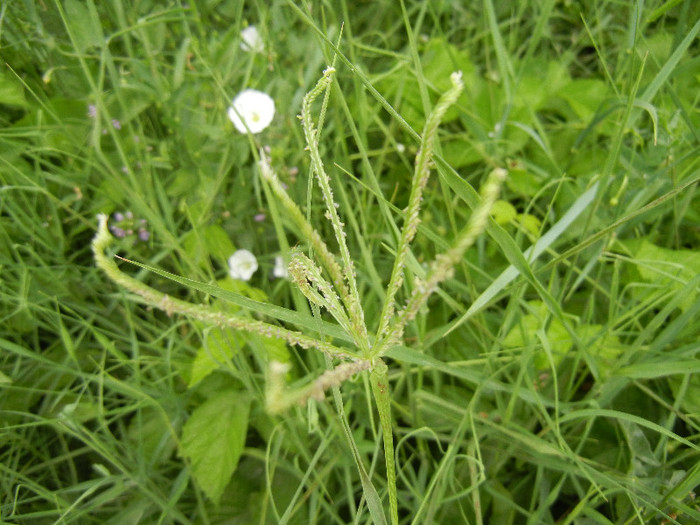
[[1, 0, 699, 523]]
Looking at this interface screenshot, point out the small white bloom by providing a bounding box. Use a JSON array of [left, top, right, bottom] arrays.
[[273, 256, 288, 279], [228, 249, 258, 281], [227, 89, 275, 134], [240, 25, 264, 53]]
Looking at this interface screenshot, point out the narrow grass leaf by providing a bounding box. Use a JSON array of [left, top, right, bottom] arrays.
[[448, 181, 599, 329], [115, 256, 353, 343], [559, 409, 700, 452], [615, 358, 700, 379]]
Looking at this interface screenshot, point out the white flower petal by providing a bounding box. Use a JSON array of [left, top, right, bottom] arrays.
[[272, 256, 288, 279], [240, 25, 264, 53], [227, 89, 275, 134], [228, 249, 258, 281]]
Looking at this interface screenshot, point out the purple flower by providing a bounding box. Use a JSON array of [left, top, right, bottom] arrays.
[[109, 226, 126, 238], [112, 119, 122, 130], [110, 211, 150, 242]]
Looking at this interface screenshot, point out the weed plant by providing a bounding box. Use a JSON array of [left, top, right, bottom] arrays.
[[1, 1, 699, 524]]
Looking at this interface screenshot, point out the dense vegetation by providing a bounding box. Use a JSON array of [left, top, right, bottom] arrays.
[[1, 1, 699, 523]]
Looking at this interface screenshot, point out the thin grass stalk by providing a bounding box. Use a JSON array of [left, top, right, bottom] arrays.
[[375, 71, 464, 342], [369, 359, 398, 525]]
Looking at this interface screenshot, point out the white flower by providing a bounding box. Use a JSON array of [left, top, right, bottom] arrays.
[[240, 25, 264, 53], [228, 249, 258, 281], [273, 256, 288, 279], [227, 89, 275, 134]]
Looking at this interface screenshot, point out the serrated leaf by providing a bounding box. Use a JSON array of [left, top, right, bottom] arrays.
[[179, 389, 250, 504]]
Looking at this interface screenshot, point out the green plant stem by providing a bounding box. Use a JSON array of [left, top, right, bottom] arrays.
[[370, 359, 398, 525], [92, 214, 357, 360]]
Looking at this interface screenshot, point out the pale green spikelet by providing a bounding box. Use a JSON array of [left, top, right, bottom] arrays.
[[376, 71, 465, 338], [381, 167, 507, 347]]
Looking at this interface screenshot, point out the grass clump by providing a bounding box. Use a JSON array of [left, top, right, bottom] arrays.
[[2, 1, 700, 524]]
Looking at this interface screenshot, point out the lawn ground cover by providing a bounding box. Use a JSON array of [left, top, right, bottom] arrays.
[[1, 1, 699, 523]]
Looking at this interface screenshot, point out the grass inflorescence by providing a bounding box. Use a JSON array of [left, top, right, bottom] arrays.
[[2, 1, 700, 524]]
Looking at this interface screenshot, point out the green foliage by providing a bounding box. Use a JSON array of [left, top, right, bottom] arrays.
[[2, 1, 699, 524], [178, 388, 250, 504]]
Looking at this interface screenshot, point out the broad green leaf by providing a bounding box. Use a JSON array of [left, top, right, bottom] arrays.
[[189, 328, 242, 388], [505, 167, 543, 198], [183, 224, 236, 272], [559, 79, 611, 121], [166, 168, 199, 199], [440, 136, 482, 169], [375, 38, 477, 131], [502, 300, 570, 369], [629, 239, 700, 312], [503, 301, 623, 372], [619, 420, 660, 475], [179, 389, 250, 504], [515, 213, 541, 237], [0, 71, 27, 107], [490, 200, 517, 225], [515, 60, 570, 112]]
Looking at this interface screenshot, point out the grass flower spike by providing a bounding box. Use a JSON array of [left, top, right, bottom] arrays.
[[228, 89, 275, 134], [376, 71, 464, 339], [228, 249, 258, 281], [92, 214, 356, 360], [10, 4, 697, 525]]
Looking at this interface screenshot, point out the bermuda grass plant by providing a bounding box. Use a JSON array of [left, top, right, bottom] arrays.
[[2, 1, 699, 524]]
